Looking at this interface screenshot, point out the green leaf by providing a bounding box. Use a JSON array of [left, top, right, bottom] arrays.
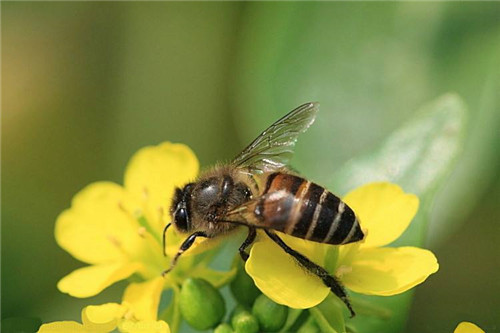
[[329, 94, 467, 332], [332, 93, 467, 246], [233, 3, 442, 183], [336, 94, 464, 237], [330, 93, 466, 199]]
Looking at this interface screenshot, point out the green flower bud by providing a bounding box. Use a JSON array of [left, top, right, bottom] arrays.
[[231, 305, 248, 318], [214, 323, 234, 333], [230, 258, 261, 307], [231, 307, 259, 333], [180, 278, 226, 330], [252, 294, 288, 332]]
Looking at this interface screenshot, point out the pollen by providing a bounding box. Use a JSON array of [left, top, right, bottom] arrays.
[[335, 265, 352, 278], [137, 227, 147, 238]]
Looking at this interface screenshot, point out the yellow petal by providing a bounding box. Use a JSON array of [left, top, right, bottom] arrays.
[[58, 262, 142, 298], [55, 182, 143, 264], [38, 321, 86, 332], [343, 182, 419, 248], [123, 277, 165, 321], [245, 232, 330, 309], [124, 142, 199, 231], [341, 246, 438, 296], [81, 303, 126, 332], [164, 227, 222, 258], [118, 319, 170, 333], [454, 322, 485, 333]]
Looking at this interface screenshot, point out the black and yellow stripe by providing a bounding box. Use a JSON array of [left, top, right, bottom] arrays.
[[257, 172, 364, 245]]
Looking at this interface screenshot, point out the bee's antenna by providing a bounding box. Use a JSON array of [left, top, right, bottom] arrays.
[[162, 223, 172, 257]]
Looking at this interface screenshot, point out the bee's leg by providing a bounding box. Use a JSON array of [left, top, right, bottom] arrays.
[[264, 230, 355, 318], [162, 223, 171, 257], [161, 231, 208, 276], [239, 227, 257, 261]]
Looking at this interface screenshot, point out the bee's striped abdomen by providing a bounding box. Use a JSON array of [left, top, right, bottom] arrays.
[[259, 172, 364, 245]]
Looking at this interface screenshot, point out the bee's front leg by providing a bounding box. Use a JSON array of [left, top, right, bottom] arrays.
[[162, 231, 208, 276], [162, 223, 172, 257], [239, 227, 256, 261]]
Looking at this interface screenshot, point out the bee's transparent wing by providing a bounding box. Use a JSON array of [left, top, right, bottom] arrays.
[[232, 102, 319, 173]]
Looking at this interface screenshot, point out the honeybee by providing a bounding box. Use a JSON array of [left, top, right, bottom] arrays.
[[163, 102, 364, 317]]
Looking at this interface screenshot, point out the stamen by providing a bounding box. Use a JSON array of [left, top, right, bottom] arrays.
[[107, 234, 122, 249], [106, 234, 132, 257], [137, 227, 147, 238], [119, 199, 162, 246], [117, 201, 127, 213], [158, 206, 165, 224], [137, 214, 162, 246], [142, 187, 149, 201], [133, 209, 143, 219], [118, 201, 142, 221], [123, 309, 135, 321]]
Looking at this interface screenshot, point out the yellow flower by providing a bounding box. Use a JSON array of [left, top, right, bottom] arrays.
[[245, 182, 439, 309], [38, 301, 170, 333], [40, 251, 175, 332], [55, 142, 201, 299], [55, 143, 229, 303], [454, 322, 485, 333]]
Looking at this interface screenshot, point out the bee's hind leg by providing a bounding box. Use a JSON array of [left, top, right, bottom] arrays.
[[264, 230, 355, 318], [239, 227, 256, 261], [162, 231, 208, 276]]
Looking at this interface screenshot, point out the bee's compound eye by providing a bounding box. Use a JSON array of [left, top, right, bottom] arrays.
[[174, 207, 189, 232]]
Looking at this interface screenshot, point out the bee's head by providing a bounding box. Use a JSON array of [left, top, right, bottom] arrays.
[[170, 183, 194, 233]]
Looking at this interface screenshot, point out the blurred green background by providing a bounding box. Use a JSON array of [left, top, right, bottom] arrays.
[[2, 2, 500, 332]]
